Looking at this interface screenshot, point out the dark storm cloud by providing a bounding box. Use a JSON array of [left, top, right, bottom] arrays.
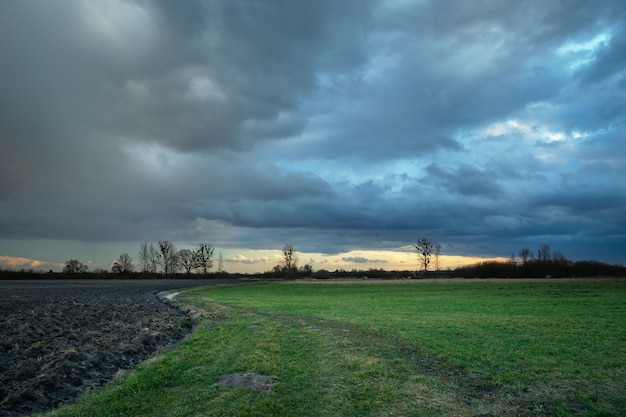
[[0, 0, 368, 154], [299, 1, 600, 162], [425, 164, 503, 198], [127, 0, 370, 152], [1, 0, 625, 266]]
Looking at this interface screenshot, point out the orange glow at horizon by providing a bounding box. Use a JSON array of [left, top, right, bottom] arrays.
[[0, 251, 510, 274]]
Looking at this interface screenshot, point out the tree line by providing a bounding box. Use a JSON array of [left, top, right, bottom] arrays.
[[60, 241, 217, 276], [136, 241, 215, 275], [7, 239, 620, 279], [451, 244, 626, 278]]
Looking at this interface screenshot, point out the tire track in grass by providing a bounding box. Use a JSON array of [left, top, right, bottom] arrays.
[[183, 299, 524, 417]]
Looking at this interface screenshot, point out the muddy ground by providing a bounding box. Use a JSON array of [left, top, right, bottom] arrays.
[[0, 279, 245, 417]]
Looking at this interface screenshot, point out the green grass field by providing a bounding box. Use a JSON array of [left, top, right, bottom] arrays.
[[42, 279, 625, 417]]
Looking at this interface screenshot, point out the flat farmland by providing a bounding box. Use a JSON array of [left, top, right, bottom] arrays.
[[36, 279, 625, 417], [0, 279, 245, 417]]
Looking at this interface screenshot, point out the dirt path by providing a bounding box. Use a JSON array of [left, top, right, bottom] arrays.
[[0, 279, 247, 417]]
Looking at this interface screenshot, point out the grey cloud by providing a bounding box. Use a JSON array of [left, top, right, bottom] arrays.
[[577, 131, 626, 176], [0, 153, 335, 242], [425, 163, 503, 198], [224, 255, 272, 265], [130, 0, 370, 152], [579, 25, 626, 85], [531, 185, 626, 222], [303, 1, 600, 162], [341, 256, 387, 264], [401, 0, 622, 49], [0, 0, 370, 155]]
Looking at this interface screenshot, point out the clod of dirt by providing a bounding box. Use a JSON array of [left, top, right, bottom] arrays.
[[213, 372, 275, 392]]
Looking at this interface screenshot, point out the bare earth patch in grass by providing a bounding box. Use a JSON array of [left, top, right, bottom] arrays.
[[213, 372, 276, 392]]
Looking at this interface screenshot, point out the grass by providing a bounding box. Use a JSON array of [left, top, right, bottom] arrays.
[[40, 279, 626, 417]]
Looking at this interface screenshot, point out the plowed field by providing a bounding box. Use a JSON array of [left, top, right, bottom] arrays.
[[0, 279, 241, 417]]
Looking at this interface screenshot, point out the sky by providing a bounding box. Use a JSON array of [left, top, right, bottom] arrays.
[[1, 0, 625, 273]]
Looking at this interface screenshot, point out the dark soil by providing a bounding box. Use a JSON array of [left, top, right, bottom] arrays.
[[0, 279, 244, 417]]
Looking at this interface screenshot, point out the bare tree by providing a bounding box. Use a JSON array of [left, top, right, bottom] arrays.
[[538, 244, 551, 263], [519, 248, 530, 264], [139, 242, 158, 273], [157, 241, 178, 275], [217, 252, 224, 273], [139, 242, 150, 272], [434, 243, 442, 272], [148, 243, 159, 273], [415, 237, 433, 273], [178, 249, 195, 274], [112, 253, 134, 274], [552, 250, 567, 263], [282, 244, 298, 276], [194, 243, 214, 274], [63, 259, 88, 274]]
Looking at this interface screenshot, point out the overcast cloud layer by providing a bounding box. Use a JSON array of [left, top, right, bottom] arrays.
[[1, 0, 625, 268]]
